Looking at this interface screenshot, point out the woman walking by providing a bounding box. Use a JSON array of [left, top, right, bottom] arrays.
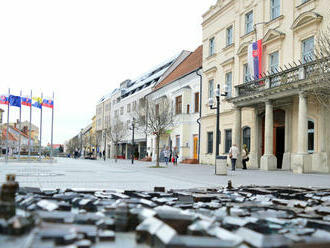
[[242, 144, 249, 170], [229, 144, 239, 171], [172, 147, 178, 166]]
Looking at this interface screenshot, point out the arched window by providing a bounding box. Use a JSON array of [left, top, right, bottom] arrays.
[[308, 120, 314, 153], [243, 127, 251, 152]]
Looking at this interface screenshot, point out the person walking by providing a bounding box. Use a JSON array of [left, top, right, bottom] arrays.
[[172, 147, 178, 166], [242, 144, 249, 170], [164, 146, 170, 166], [229, 144, 239, 171], [103, 150, 106, 161]]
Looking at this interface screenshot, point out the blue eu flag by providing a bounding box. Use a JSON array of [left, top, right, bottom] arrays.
[[9, 95, 21, 107]]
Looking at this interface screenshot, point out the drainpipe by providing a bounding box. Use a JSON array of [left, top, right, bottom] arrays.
[[196, 69, 202, 162]]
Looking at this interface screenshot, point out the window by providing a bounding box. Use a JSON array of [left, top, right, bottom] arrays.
[[127, 120, 130, 129], [127, 104, 131, 113], [225, 129, 232, 153], [208, 79, 214, 99], [269, 51, 279, 73], [115, 110, 119, 117], [226, 26, 233, 46], [132, 101, 137, 111], [176, 135, 180, 152], [209, 37, 215, 56], [308, 120, 314, 153], [270, 0, 280, 20], [243, 127, 251, 152], [120, 107, 124, 115], [186, 104, 190, 114], [243, 63, 251, 82], [225, 72, 232, 98], [175, 95, 182, 114], [194, 92, 199, 113], [113, 100, 116, 106], [207, 132, 213, 154], [245, 11, 253, 34], [302, 36, 314, 63]]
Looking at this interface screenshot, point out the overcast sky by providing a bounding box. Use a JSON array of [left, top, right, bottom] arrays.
[[0, 0, 215, 145]]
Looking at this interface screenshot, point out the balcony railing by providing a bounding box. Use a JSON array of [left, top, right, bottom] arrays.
[[235, 57, 330, 97]]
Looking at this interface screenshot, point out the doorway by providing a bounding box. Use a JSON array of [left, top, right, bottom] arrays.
[[193, 135, 198, 160], [262, 109, 285, 169]]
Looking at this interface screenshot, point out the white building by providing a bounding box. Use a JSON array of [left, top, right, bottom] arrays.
[[146, 46, 203, 163], [96, 51, 191, 160]]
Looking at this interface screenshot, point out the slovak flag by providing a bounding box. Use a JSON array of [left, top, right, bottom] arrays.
[[0, 95, 8, 105], [21, 96, 32, 107], [42, 98, 54, 108], [248, 39, 263, 80]]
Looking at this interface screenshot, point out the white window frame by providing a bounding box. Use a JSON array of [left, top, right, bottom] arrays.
[[269, 51, 279, 73], [209, 37, 215, 56], [226, 26, 233, 46], [270, 0, 280, 20], [225, 72, 232, 98], [245, 11, 253, 34]]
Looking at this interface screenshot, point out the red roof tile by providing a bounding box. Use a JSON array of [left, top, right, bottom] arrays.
[[153, 45, 202, 91]]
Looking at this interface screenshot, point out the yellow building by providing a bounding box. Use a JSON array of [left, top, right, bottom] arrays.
[[200, 0, 330, 173]]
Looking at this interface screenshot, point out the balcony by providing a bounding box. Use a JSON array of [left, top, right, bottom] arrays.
[[231, 57, 330, 106]]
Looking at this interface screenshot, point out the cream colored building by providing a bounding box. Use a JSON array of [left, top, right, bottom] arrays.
[[200, 0, 330, 173]]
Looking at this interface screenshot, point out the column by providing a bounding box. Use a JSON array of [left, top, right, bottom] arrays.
[[282, 106, 292, 170], [297, 93, 308, 154], [292, 92, 311, 173], [312, 104, 329, 172], [260, 100, 277, 170], [249, 107, 259, 169], [233, 107, 242, 168]]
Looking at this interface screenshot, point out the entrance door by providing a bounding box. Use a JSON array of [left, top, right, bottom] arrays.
[[261, 109, 285, 169], [193, 136, 198, 160]]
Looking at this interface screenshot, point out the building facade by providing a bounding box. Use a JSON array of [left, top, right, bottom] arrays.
[[147, 46, 203, 163], [200, 0, 330, 173]]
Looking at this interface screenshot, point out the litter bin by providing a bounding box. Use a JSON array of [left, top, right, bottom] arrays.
[[215, 155, 227, 175]]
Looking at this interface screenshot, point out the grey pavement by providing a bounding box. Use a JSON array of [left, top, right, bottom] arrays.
[[0, 158, 329, 190]]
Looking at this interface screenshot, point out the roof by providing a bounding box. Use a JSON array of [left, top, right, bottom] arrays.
[[1, 129, 17, 141], [10, 126, 30, 139], [153, 45, 203, 91]]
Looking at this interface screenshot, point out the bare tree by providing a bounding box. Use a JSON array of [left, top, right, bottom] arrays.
[[107, 116, 127, 163], [311, 24, 330, 110], [134, 97, 174, 167]]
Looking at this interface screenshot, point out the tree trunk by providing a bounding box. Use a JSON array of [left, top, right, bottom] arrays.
[[115, 143, 118, 163], [156, 135, 160, 167]]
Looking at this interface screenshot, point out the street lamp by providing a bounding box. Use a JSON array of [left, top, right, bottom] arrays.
[[80, 129, 83, 158], [208, 84, 228, 174], [130, 118, 135, 165]]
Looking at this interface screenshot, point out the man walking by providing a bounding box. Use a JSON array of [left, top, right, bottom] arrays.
[[229, 144, 239, 171], [164, 146, 170, 165], [103, 150, 106, 161]]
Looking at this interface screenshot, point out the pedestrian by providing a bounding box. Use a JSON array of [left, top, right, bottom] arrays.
[[242, 144, 249, 170], [103, 150, 106, 161], [164, 146, 170, 165], [229, 144, 239, 171], [172, 147, 178, 166]]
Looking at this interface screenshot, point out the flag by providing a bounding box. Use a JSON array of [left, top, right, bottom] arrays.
[[0, 95, 8, 105], [248, 39, 263, 80], [9, 95, 21, 107], [21, 96, 32, 107], [42, 98, 54, 108], [32, 97, 42, 109]]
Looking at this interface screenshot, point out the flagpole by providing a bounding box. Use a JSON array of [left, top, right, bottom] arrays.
[[28, 90, 32, 158], [5, 88, 10, 162], [50, 92, 54, 159], [39, 93, 43, 160], [18, 90, 22, 160]]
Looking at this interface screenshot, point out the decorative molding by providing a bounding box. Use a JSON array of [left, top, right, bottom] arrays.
[[262, 29, 285, 46], [291, 11, 323, 31], [220, 57, 234, 67], [203, 66, 217, 75], [237, 41, 252, 57]]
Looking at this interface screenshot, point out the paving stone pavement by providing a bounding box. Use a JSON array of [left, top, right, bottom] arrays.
[[0, 158, 330, 190]]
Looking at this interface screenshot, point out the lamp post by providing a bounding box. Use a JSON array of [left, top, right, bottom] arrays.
[[131, 118, 135, 165], [80, 129, 83, 158], [208, 84, 228, 174]]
